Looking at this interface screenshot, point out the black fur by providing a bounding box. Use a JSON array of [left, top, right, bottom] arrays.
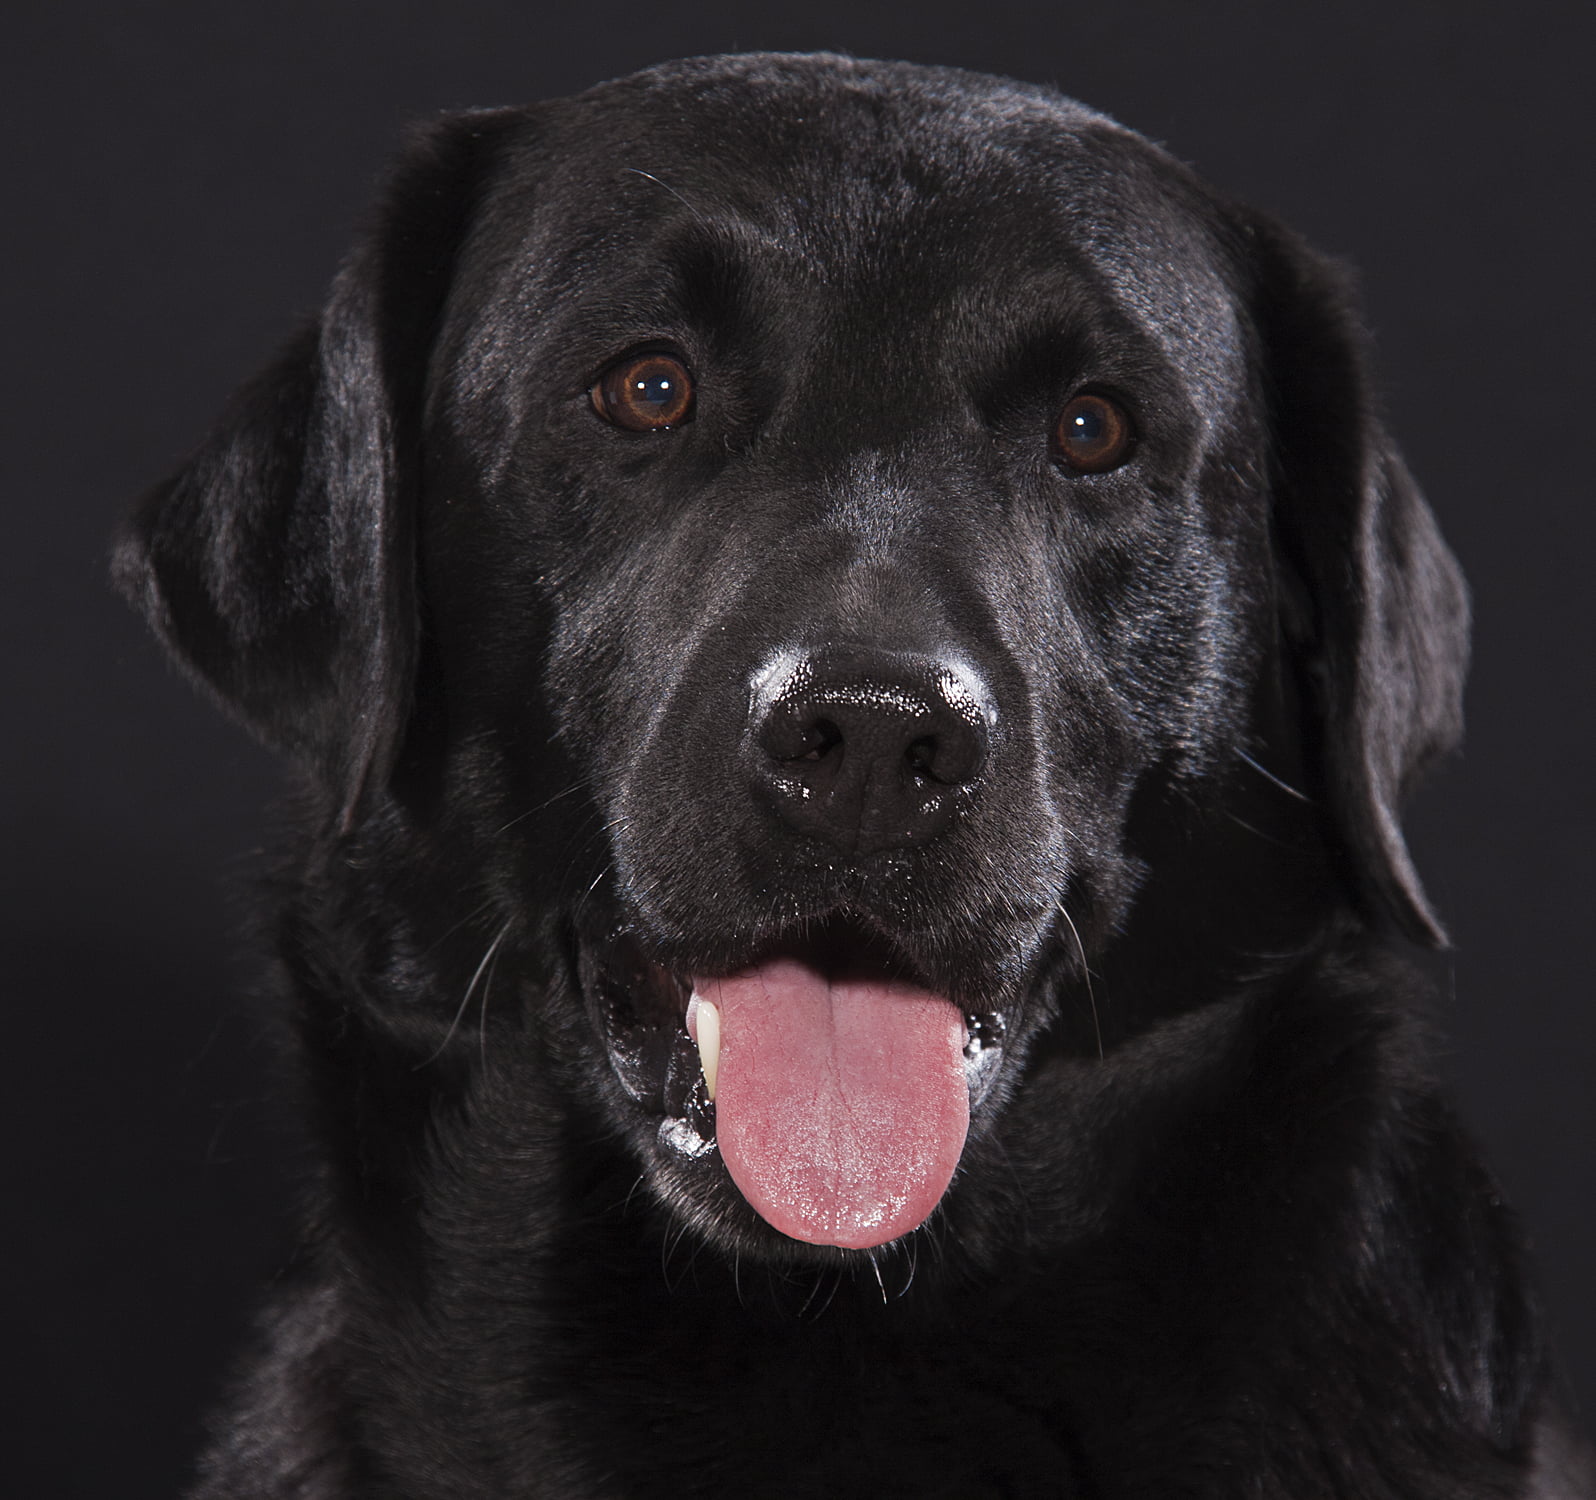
[[117, 53, 1592, 1499]]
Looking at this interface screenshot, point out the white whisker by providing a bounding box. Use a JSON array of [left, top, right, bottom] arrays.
[[1056, 899, 1103, 1061], [627, 167, 711, 228], [495, 779, 589, 835], [415, 917, 514, 1070], [1234, 747, 1313, 804], [478, 919, 510, 1072], [867, 1250, 888, 1305]]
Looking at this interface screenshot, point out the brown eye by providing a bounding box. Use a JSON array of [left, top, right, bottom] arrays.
[[591, 352, 695, 431], [1053, 392, 1133, 473]]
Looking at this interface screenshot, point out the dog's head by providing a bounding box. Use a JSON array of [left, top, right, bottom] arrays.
[[117, 55, 1466, 1260]]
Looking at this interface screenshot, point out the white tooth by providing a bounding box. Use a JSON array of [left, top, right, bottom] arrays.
[[687, 991, 720, 1102]]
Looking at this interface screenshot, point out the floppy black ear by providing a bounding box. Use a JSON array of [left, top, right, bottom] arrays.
[[114, 108, 522, 826], [1243, 213, 1469, 948]]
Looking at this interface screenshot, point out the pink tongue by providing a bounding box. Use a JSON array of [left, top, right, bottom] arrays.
[[696, 958, 969, 1249]]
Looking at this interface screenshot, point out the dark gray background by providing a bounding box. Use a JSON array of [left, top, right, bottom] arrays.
[[5, 3, 1591, 1495]]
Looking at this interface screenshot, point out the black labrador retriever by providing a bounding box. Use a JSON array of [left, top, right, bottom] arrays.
[[117, 52, 1593, 1499]]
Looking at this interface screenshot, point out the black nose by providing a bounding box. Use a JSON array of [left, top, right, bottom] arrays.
[[750, 648, 993, 855]]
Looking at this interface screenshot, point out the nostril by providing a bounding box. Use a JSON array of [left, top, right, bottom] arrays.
[[791, 719, 841, 763], [760, 708, 843, 764], [909, 706, 986, 788], [906, 736, 937, 781]]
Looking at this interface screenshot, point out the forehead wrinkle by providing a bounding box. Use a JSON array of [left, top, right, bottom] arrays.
[[577, 172, 831, 289], [619, 174, 817, 276], [535, 195, 837, 352]]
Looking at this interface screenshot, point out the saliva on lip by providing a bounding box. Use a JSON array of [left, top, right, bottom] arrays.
[[962, 1011, 1006, 1105], [963, 1012, 1006, 1055], [659, 1114, 715, 1159]]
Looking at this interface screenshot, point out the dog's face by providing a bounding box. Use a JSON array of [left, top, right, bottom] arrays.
[[118, 56, 1467, 1263]]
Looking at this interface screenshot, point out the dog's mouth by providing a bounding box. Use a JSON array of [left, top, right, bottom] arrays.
[[579, 918, 1008, 1250]]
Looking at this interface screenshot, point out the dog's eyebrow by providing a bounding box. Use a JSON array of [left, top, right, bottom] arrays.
[[969, 300, 1177, 419], [620, 164, 810, 271], [646, 220, 823, 341], [665, 227, 765, 338]]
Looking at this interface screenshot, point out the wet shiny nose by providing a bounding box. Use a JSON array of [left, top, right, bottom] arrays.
[[749, 648, 992, 855]]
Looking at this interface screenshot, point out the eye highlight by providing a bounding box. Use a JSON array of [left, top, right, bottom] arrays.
[[1052, 392, 1134, 473], [591, 352, 695, 431]]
